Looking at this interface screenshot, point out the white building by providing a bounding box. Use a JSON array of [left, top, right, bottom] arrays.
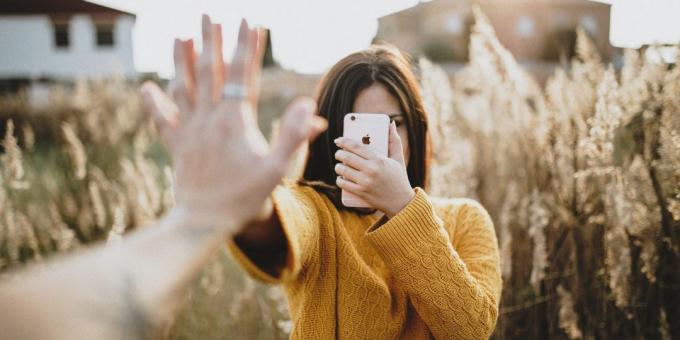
[[0, 0, 136, 93]]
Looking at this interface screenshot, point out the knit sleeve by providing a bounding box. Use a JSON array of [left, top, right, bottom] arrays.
[[227, 182, 321, 284], [364, 188, 502, 339]]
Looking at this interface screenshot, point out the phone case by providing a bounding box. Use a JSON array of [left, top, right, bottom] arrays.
[[340, 113, 390, 208]]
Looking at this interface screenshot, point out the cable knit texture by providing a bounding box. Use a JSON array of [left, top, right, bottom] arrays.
[[228, 182, 502, 339]]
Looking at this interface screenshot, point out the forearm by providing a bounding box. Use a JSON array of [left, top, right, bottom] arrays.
[[228, 184, 322, 283], [387, 242, 499, 339], [365, 190, 501, 339], [233, 207, 288, 276], [370, 224, 498, 339], [0, 207, 230, 340]]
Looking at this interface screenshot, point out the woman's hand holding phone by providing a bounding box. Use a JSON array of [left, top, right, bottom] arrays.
[[334, 121, 415, 218]]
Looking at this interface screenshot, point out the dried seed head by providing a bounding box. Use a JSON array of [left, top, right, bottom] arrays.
[[2, 120, 28, 189], [61, 122, 87, 180], [557, 285, 583, 339]]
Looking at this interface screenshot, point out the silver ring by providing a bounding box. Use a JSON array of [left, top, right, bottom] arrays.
[[221, 83, 248, 100]]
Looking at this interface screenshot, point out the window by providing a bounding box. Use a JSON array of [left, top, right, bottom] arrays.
[[54, 23, 70, 48], [579, 15, 598, 35], [96, 24, 115, 47], [445, 13, 463, 34], [515, 15, 536, 39]]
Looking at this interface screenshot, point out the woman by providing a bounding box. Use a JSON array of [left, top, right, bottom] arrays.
[[229, 45, 502, 338]]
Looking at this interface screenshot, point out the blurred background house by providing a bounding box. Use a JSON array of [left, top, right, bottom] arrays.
[[0, 0, 136, 96], [375, 0, 616, 82], [258, 0, 618, 126]]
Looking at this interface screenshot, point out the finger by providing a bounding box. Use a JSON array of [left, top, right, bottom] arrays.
[[336, 176, 363, 194], [196, 14, 216, 113], [388, 121, 406, 165], [334, 163, 367, 185], [334, 149, 372, 171], [223, 61, 230, 84], [139, 82, 179, 147], [334, 137, 379, 160], [140, 81, 179, 127], [213, 23, 225, 94], [308, 116, 327, 141], [184, 39, 197, 97], [269, 97, 318, 166], [171, 39, 192, 114], [247, 27, 267, 108], [223, 18, 250, 100]]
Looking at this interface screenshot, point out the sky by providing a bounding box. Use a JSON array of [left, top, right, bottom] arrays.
[[91, 0, 680, 77]]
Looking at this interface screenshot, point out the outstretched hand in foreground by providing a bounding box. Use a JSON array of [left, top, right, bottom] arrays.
[[141, 14, 326, 231]]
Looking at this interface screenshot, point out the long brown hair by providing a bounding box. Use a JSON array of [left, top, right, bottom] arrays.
[[300, 44, 430, 211]]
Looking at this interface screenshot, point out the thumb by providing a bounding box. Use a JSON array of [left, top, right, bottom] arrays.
[[388, 121, 405, 165], [140, 81, 179, 145], [270, 97, 325, 168]]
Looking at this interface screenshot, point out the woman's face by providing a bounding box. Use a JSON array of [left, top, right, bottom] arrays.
[[351, 83, 410, 164]]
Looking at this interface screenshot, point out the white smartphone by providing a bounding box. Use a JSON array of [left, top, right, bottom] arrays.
[[340, 113, 390, 208]]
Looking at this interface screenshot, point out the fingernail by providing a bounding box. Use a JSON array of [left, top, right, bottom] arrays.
[[313, 117, 328, 131], [334, 137, 341, 144]]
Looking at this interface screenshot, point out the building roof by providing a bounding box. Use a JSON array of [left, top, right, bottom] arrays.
[[379, 0, 610, 20], [0, 0, 135, 17]]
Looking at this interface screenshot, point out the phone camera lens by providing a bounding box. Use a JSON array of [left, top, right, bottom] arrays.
[[350, 115, 356, 121]]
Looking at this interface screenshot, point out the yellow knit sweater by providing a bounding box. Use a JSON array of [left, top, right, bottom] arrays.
[[228, 183, 502, 339]]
